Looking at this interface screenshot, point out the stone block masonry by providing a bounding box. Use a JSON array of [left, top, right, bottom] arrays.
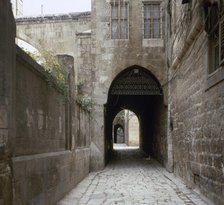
[[90, 0, 167, 171], [15, 47, 67, 156], [12, 47, 91, 205], [167, 1, 224, 204], [16, 12, 91, 86], [0, 0, 16, 204]]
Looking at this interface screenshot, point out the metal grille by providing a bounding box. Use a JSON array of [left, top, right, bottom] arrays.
[[110, 69, 162, 95]]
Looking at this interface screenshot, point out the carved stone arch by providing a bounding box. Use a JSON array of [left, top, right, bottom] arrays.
[[109, 65, 163, 96], [16, 27, 46, 52], [16, 37, 41, 52]]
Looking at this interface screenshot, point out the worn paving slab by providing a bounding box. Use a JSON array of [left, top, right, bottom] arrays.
[[58, 145, 211, 205]]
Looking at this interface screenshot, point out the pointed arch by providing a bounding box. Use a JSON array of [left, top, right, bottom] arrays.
[[108, 65, 163, 97]]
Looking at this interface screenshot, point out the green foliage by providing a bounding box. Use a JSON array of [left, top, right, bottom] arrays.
[[22, 47, 69, 103], [76, 95, 94, 113], [40, 50, 65, 82], [76, 79, 94, 113], [76, 78, 85, 95], [24, 50, 37, 60]]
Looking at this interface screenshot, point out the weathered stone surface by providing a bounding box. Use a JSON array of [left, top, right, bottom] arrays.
[[14, 47, 67, 156], [90, 0, 167, 171], [167, 1, 224, 204], [0, 0, 15, 204], [16, 12, 91, 84], [58, 147, 209, 205], [12, 48, 91, 205], [13, 148, 90, 205]]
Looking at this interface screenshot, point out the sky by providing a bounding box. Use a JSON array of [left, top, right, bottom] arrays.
[[23, 0, 91, 16]]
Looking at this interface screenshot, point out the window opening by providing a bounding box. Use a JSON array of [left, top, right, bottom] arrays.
[[111, 0, 129, 39], [204, 1, 224, 74], [144, 2, 161, 39]]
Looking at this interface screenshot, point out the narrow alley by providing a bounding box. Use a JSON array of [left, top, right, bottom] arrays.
[[58, 145, 209, 205], [1, 1, 224, 204]]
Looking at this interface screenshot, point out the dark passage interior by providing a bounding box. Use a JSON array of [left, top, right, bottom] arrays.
[[105, 66, 167, 164]]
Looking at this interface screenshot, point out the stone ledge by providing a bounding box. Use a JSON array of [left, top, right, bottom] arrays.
[[172, 16, 203, 69], [16, 12, 91, 23], [76, 30, 92, 37], [206, 66, 224, 90], [16, 45, 49, 80], [12, 148, 91, 163], [142, 39, 164, 47], [12, 150, 71, 162]]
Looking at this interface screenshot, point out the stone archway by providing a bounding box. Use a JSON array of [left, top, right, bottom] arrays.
[[113, 124, 124, 143], [105, 65, 167, 164]]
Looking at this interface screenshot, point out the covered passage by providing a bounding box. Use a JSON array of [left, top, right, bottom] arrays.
[[105, 65, 167, 164]]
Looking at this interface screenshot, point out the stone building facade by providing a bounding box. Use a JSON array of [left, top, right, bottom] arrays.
[[11, 0, 23, 16], [125, 110, 140, 146], [166, 1, 224, 204], [0, 0, 223, 204], [90, 0, 167, 170]]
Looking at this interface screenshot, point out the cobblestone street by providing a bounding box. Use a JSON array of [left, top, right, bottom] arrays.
[[58, 145, 210, 205]]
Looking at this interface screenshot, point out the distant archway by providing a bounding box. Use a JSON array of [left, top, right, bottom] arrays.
[[113, 124, 124, 143], [113, 109, 140, 146]]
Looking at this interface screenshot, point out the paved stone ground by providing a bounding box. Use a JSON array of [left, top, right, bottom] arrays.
[[58, 145, 211, 205]]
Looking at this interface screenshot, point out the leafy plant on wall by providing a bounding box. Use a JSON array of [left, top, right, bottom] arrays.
[[76, 78, 94, 113], [22, 48, 69, 103]]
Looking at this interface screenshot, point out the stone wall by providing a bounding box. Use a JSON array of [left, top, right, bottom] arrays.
[[16, 12, 91, 56], [15, 48, 66, 156], [16, 12, 91, 83], [126, 111, 139, 146], [76, 106, 91, 148], [14, 13, 93, 204], [12, 47, 91, 205], [13, 148, 90, 205], [167, 1, 224, 204], [76, 31, 93, 96], [152, 99, 167, 165], [75, 32, 92, 148], [0, 0, 15, 204]]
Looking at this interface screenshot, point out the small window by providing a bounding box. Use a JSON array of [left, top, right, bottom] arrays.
[[205, 2, 224, 74], [111, 2, 129, 39], [219, 15, 224, 65], [143, 2, 161, 39]]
